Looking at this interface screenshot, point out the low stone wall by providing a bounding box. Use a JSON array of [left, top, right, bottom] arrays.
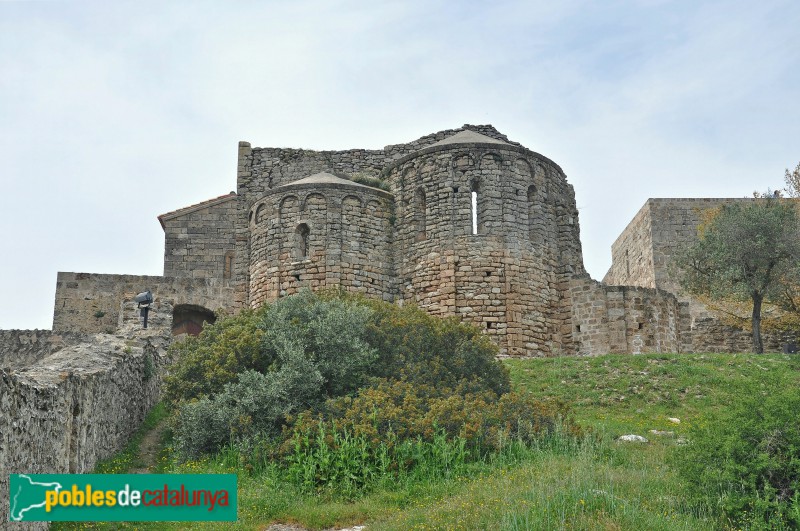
[[53, 272, 238, 334], [0, 331, 171, 529], [0, 330, 86, 370], [688, 318, 796, 353], [570, 276, 685, 356]]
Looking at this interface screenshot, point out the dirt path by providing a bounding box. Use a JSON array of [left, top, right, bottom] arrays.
[[130, 419, 169, 473]]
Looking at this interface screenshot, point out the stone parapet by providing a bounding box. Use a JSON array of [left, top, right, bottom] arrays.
[[0, 330, 171, 529]]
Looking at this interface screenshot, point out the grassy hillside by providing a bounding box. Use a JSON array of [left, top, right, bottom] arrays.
[[55, 352, 800, 530]]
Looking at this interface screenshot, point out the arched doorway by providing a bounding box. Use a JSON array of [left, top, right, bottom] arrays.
[[171, 304, 216, 336]]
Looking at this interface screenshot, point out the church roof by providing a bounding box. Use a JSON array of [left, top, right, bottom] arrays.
[[429, 130, 511, 148], [158, 192, 237, 229], [277, 172, 377, 190]]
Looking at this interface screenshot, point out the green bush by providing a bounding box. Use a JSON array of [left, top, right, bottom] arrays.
[[361, 301, 510, 396], [163, 308, 267, 404], [166, 290, 540, 462], [290, 378, 580, 457], [671, 383, 800, 528], [173, 367, 327, 458], [164, 291, 378, 406]]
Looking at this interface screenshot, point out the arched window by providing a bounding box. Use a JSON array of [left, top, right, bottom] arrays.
[[471, 180, 480, 235], [294, 223, 310, 260], [415, 187, 426, 241]]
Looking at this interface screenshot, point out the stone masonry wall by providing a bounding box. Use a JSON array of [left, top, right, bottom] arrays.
[[570, 275, 685, 356], [648, 198, 753, 297], [160, 193, 238, 282], [601, 197, 796, 353], [249, 178, 394, 306], [0, 330, 170, 529], [0, 331, 86, 370], [234, 125, 517, 308], [53, 273, 236, 334], [603, 201, 655, 288], [604, 198, 754, 308], [386, 139, 583, 357]]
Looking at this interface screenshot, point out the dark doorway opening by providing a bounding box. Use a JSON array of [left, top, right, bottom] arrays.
[[172, 304, 216, 336]]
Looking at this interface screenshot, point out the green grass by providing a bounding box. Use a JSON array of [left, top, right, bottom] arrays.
[[53, 352, 800, 530], [506, 352, 800, 437], [92, 402, 169, 474]]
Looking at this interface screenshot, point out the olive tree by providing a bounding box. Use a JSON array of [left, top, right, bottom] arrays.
[[785, 161, 800, 198], [677, 196, 800, 353]]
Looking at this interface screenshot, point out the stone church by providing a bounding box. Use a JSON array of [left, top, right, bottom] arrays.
[[48, 125, 791, 356]]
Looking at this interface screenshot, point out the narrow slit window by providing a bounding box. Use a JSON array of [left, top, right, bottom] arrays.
[[527, 185, 537, 240], [471, 180, 480, 235], [223, 251, 234, 280]]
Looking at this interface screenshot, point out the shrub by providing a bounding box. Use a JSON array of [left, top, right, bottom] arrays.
[[170, 291, 378, 457], [164, 291, 378, 406], [284, 421, 469, 498], [671, 383, 800, 528], [289, 378, 580, 457], [360, 301, 510, 396], [167, 290, 528, 461], [174, 364, 331, 459], [163, 308, 268, 404]]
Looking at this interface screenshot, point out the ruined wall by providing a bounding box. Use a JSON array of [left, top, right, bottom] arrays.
[[53, 273, 236, 334], [385, 138, 583, 357], [570, 275, 685, 356], [0, 330, 86, 369], [0, 331, 170, 528], [601, 198, 791, 352], [248, 176, 394, 306], [687, 318, 796, 353], [160, 193, 238, 282]]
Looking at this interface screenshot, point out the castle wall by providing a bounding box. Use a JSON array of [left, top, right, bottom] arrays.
[[688, 317, 794, 353], [248, 179, 394, 306], [570, 275, 685, 355], [0, 332, 170, 528], [53, 273, 236, 334], [604, 198, 753, 299], [0, 330, 86, 369], [161, 194, 238, 281], [603, 201, 655, 287]]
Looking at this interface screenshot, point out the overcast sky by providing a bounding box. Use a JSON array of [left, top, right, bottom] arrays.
[[1, 0, 798, 329]]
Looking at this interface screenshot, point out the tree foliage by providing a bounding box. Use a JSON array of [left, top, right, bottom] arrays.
[[676, 197, 800, 353], [785, 161, 800, 198], [671, 384, 800, 528]]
